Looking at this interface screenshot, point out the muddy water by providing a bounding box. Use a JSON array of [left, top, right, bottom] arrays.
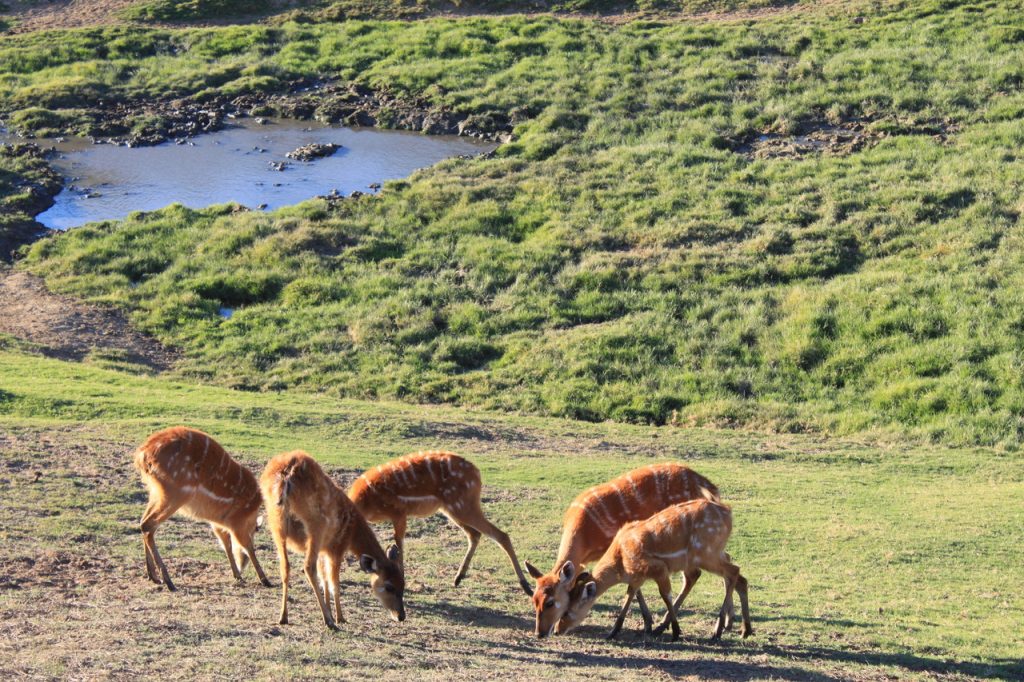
[[1, 118, 495, 230]]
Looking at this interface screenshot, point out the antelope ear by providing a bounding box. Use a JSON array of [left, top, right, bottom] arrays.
[[359, 554, 377, 573], [526, 561, 543, 580], [573, 571, 593, 588], [387, 544, 401, 563], [581, 581, 598, 601], [558, 561, 576, 586]]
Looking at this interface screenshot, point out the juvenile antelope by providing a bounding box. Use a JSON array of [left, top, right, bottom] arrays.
[[349, 451, 532, 596], [133, 426, 272, 591], [526, 462, 720, 638], [556, 497, 752, 641], [261, 450, 405, 630]]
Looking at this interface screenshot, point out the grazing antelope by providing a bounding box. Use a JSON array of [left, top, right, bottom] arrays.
[[349, 451, 532, 596], [555, 497, 752, 641], [526, 462, 720, 638], [133, 426, 272, 591], [261, 450, 405, 630]]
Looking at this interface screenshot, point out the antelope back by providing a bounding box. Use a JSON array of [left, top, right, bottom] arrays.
[[349, 451, 481, 517], [561, 463, 719, 555], [620, 498, 733, 573], [134, 426, 261, 523]]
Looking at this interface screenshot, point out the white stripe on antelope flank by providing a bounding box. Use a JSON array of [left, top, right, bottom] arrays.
[[612, 483, 629, 515], [583, 502, 614, 536], [398, 494, 440, 504], [198, 485, 235, 504], [626, 473, 641, 502]]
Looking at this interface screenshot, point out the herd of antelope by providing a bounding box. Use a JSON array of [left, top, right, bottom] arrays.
[[133, 425, 753, 642]]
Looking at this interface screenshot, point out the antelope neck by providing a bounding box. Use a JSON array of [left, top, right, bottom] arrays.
[[589, 556, 624, 598], [348, 510, 386, 560]]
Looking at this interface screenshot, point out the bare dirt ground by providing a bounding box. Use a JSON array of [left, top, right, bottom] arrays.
[[0, 423, 1009, 681], [4, 0, 141, 32], [2, 0, 859, 34], [0, 267, 177, 370], [2, 0, 285, 32]]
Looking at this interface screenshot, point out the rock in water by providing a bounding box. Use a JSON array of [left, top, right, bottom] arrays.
[[286, 143, 341, 161]]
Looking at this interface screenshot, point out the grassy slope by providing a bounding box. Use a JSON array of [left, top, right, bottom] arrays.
[[122, 0, 276, 23], [119, 1, 811, 25], [1, 347, 1022, 679], [7, 1, 1024, 447]]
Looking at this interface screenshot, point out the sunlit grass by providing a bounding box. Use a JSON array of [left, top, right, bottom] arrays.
[[6, 2, 1024, 445], [1, 349, 1021, 678]]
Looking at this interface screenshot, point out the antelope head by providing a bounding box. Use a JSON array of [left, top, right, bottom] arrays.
[[361, 544, 406, 622], [555, 577, 598, 634], [527, 560, 577, 638]]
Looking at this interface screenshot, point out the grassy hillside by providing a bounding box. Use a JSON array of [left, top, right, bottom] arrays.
[[122, 0, 276, 23], [7, 1, 1024, 446], [119, 0, 810, 25], [1, 347, 1021, 679]]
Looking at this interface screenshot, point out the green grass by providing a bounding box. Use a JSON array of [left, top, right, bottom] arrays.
[[119, 1, 813, 25], [123, 0, 276, 23], [3, 3, 1022, 678], [8, 1, 1024, 445], [1, 347, 1021, 678]]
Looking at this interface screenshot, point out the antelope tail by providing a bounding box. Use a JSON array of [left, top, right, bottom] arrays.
[[275, 475, 293, 508], [699, 485, 720, 502], [275, 458, 304, 510], [132, 446, 153, 476]]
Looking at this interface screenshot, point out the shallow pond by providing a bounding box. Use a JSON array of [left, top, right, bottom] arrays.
[[2, 118, 495, 230]]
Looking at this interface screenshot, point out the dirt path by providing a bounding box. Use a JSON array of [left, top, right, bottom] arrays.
[[4, 0, 140, 32], [3, 0, 861, 34], [0, 267, 177, 371]]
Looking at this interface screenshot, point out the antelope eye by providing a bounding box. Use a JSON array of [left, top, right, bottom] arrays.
[[543, 598, 555, 609], [384, 584, 396, 594]]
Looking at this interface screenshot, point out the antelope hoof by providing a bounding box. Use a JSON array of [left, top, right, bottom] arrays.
[[279, 616, 288, 626], [651, 623, 668, 637], [741, 625, 753, 639], [261, 578, 273, 588], [453, 575, 464, 588], [164, 580, 177, 593]]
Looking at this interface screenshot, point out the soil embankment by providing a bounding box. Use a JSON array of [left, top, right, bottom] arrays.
[[0, 268, 177, 371]]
